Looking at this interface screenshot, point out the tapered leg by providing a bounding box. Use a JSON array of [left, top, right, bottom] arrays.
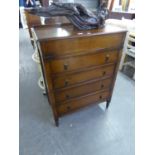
[[106, 98, 111, 109], [55, 118, 59, 127]]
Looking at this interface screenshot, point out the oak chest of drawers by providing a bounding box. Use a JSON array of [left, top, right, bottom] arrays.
[[32, 24, 126, 126]]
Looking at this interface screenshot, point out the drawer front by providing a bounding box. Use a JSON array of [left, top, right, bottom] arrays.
[[40, 33, 124, 56], [57, 90, 110, 116], [55, 78, 112, 103], [50, 51, 118, 74], [53, 65, 115, 89]]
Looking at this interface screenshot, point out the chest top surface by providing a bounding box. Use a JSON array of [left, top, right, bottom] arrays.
[[32, 24, 127, 41]]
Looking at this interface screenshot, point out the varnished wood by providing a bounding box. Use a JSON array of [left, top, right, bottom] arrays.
[[50, 50, 118, 74], [24, 10, 70, 47], [52, 65, 115, 89], [106, 49, 124, 108], [24, 10, 42, 46], [54, 78, 112, 103], [32, 24, 126, 126], [109, 0, 115, 11], [40, 33, 124, 57], [33, 24, 126, 57], [57, 90, 110, 116], [33, 24, 126, 41]]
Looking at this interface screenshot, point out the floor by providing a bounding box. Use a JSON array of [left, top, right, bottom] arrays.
[[19, 29, 135, 155]]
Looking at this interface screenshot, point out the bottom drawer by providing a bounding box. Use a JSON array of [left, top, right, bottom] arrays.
[[57, 90, 110, 116]]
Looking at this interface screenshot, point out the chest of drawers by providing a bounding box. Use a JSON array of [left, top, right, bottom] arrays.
[[32, 24, 126, 126]]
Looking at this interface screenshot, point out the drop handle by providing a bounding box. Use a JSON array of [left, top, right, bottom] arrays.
[[67, 106, 71, 110], [66, 94, 70, 99], [64, 79, 69, 86], [102, 71, 106, 76], [101, 84, 104, 88], [64, 63, 68, 70], [105, 54, 110, 62]]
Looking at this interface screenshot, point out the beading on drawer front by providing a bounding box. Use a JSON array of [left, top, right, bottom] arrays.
[[54, 78, 112, 103], [57, 90, 110, 116], [52, 64, 115, 89], [50, 51, 118, 74]]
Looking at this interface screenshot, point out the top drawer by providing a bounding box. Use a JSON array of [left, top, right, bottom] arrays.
[[40, 33, 124, 56], [49, 50, 118, 74]]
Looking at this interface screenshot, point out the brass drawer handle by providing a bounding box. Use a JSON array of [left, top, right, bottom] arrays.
[[66, 94, 70, 99], [101, 84, 104, 88], [105, 54, 110, 62], [64, 79, 69, 86], [64, 63, 68, 70], [67, 106, 71, 110], [102, 71, 106, 76]]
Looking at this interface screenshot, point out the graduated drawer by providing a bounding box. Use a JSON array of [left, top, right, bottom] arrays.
[[50, 50, 118, 74], [52, 65, 115, 89], [40, 33, 124, 56], [54, 78, 112, 103], [57, 90, 110, 116]]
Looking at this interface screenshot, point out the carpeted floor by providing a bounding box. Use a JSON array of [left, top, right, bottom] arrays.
[[19, 28, 135, 155]]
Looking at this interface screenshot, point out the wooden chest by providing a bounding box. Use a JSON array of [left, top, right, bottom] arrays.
[[32, 24, 126, 126]]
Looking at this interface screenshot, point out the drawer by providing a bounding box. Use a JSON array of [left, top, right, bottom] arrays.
[[50, 50, 118, 74], [52, 65, 115, 89], [40, 33, 124, 56], [57, 90, 110, 116], [54, 78, 112, 103]]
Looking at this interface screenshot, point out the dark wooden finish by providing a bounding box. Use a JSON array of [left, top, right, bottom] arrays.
[[109, 0, 115, 11], [57, 90, 110, 116], [39, 34, 124, 57], [24, 10, 42, 46], [54, 78, 112, 103], [24, 10, 70, 47], [32, 24, 126, 126], [52, 64, 115, 89], [50, 50, 118, 74]]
